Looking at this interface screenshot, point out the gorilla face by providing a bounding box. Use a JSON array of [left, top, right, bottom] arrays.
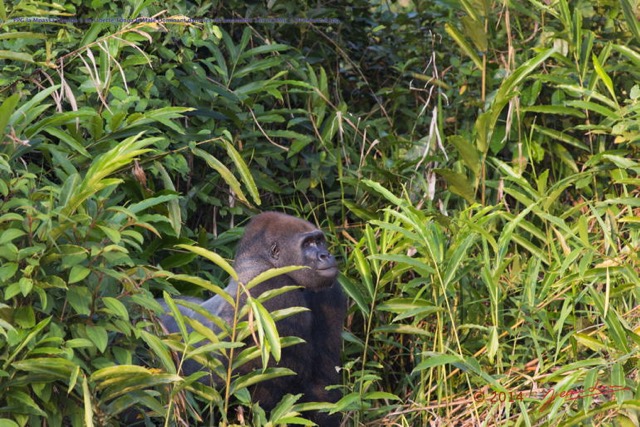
[[281, 229, 339, 291], [237, 212, 339, 291]]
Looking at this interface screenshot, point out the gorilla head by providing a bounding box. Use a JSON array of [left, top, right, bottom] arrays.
[[234, 212, 339, 291]]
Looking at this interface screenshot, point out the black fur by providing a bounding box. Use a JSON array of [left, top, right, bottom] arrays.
[[161, 212, 346, 426]]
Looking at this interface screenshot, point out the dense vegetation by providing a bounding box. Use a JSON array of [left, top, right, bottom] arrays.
[[1, 0, 639, 425]]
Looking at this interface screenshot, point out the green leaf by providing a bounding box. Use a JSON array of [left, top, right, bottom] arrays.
[[175, 244, 238, 281], [412, 353, 462, 373], [0, 213, 22, 223], [352, 245, 374, 301], [61, 133, 157, 217], [338, 275, 369, 316], [235, 57, 284, 79], [443, 232, 477, 287], [9, 85, 60, 127], [249, 298, 281, 362], [18, 277, 33, 296], [162, 292, 188, 340], [364, 391, 402, 401], [230, 367, 295, 393], [377, 297, 441, 321], [613, 44, 640, 68], [66, 338, 94, 348], [552, 143, 579, 173], [139, 331, 176, 374], [592, 54, 617, 104], [7, 391, 45, 416], [461, 15, 487, 52], [620, 0, 640, 45], [0, 262, 18, 282], [374, 325, 432, 335], [0, 50, 34, 63], [154, 162, 182, 235], [43, 127, 92, 158], [448, 135, 481, 176], [533, 125, 589, 150], [239, 43, 290, 61], [445, 23, 483, 70], [561, 100, 616, 117], [27, 109, 97, 138], [67, 286, 92, 316], [98, 225, 121, 244], [556, 83, 619, 108], [131, 194, 181, 214], [361, 179, 407, 207], [170, 274, 232, 304], [86, 325, 108, 353], [370, 253, 433, 276], [574, 333, 607, 352], [2, 316, 49, 367], [191, 147, 250, 205], [184, 316, 220, 344], [434, 169, 476, 203], [602, 154, 638, 169], [222, 134, 261, 205], [127, 106, 193, 134], [269, 393, 303, 421], [522, 105, 586, 118], [69, 265, 91, 284], [102, 297, 129, 321], [0, 228, 26, 245], [82, 374, 94, 427], [246, 266, 305, 290], [476, 48, 556, 153], [92, 366, 181, 401], [0, 32, 47, 42], [92, 365, 156, 382], [59, 244, 89, 267], [0, 94, 20, 139], [333, 392, 363, 411], [11, 356, 76, 379]]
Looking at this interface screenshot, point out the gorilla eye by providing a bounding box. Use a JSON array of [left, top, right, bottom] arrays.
[[303, 238, 321, 248]]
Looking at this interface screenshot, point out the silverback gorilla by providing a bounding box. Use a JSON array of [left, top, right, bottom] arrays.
[[161, 212, 346, 426]]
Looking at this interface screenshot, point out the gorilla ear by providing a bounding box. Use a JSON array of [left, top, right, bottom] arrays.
[[270, 242, 280, 260]]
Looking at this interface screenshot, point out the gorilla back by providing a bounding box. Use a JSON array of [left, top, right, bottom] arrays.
[[160, 212, 346, 426]]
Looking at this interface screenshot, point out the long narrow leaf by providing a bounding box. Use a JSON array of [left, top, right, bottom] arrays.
[[444, 23, 483, 70], [191, 147, 249, 205], [222, 133, 261, 205], [175, 244, 238, 281], [62, 133, 158, 216]]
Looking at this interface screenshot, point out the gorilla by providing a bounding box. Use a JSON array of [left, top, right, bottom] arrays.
[[160, 212, 346, 426]]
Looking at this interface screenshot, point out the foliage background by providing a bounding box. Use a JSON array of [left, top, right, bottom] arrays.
[[1, 0, 640, 425]]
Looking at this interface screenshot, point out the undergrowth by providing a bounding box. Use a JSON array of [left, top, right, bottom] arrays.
[[0, 0, 639, 425]]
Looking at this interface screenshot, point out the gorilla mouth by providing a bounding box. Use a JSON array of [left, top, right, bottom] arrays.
[[316, 266, 339, 276]]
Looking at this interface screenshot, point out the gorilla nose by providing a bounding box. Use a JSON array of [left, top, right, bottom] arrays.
[[318, 251, 337, 268]]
